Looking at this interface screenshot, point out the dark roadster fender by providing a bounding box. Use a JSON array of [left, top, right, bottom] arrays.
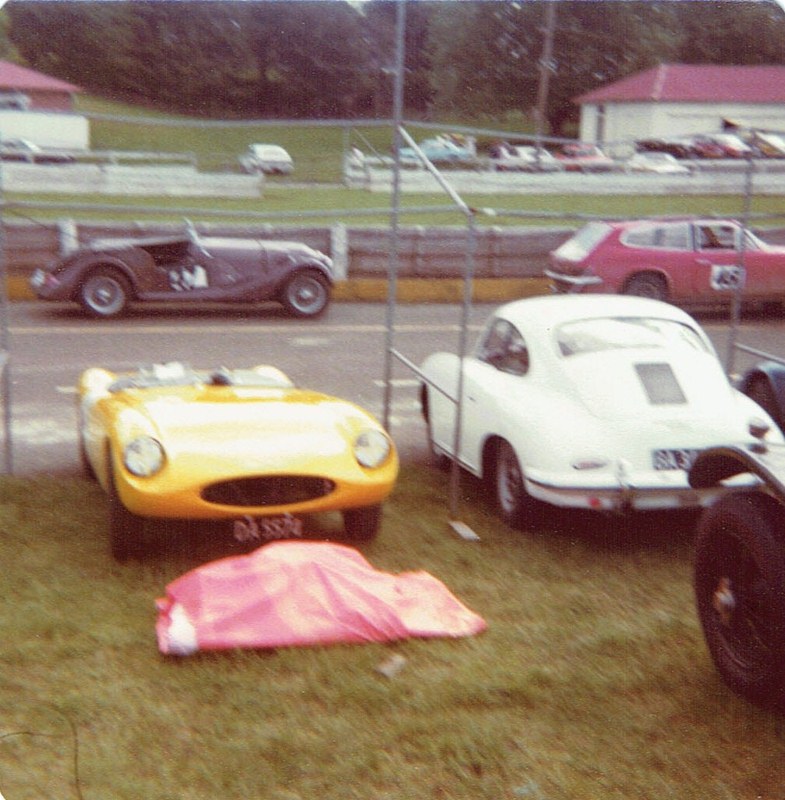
[[739, 361, 785, 435], [688, 442, 785, 504]]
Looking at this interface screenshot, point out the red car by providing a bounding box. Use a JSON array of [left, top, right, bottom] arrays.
[[546, 218, 785, 304], [555, 143, 616, 173]]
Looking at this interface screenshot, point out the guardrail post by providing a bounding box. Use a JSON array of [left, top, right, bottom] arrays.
[[58, 218, 79, 256], [330, 222, 348, 281]]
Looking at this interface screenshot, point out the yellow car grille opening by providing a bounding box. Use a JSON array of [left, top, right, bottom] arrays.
[[201, 476, 336, 508]]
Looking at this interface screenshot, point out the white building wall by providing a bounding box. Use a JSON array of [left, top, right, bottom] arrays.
[[580, 100, 785, 149], [0, 110, 89, 149]]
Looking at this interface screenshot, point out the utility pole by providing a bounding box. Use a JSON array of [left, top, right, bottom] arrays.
[[534, 1, 557, 169]]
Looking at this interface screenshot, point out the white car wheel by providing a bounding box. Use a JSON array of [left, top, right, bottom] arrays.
[[494, 440, 548, 529]]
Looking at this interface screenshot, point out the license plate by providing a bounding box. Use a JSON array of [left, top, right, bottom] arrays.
[[233, 513, 303, 543], [652, 448, 701, 471]]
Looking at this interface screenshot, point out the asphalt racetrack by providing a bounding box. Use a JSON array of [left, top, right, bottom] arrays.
[[7, 299, 785, 476]]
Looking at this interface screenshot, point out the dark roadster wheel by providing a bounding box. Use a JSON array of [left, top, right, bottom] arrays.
[[493, 440, 549, 529], [343, 504, 382, 542], [79, 268, 131, 318], [694, 491, 785, 709], [280, 270, 330, 318]]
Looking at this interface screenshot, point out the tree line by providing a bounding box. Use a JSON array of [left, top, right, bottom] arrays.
[[5, 0, 785, 134]]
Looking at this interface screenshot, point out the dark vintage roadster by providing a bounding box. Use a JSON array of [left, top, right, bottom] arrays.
[[689, 364, 785, 710], [30, 225, 334, 319]]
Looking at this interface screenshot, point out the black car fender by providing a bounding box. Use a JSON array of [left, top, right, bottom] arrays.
[[739, 360, 785, 434], [688, 443, 785, 505], [65, 253, 140, 298], [277, 261, 333, 289]]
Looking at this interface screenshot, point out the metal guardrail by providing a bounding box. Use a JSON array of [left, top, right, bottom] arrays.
[[735, 343, 785, 367]]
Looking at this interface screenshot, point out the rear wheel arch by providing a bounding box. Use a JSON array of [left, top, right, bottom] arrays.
[[621, 270, 670, 301]]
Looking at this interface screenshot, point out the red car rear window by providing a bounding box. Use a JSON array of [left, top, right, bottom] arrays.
[[553, 222, 612, 261]]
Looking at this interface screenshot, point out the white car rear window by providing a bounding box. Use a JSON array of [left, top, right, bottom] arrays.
[[556, 317, 709, 357], [552, 222, 612, 261]]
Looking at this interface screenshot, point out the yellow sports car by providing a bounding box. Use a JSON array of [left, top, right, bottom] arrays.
[[77, 362, 399, 560]]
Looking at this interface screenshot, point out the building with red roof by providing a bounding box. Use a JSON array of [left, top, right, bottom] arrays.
[[575, 64, 785, 152], [0, 60, 87, 149], [0, 60, 81, 112]]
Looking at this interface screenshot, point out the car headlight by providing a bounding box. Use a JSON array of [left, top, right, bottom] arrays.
[[354, 429, 391, 469], [123, 436, 165, 477]]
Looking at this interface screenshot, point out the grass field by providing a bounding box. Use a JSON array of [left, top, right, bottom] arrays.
[[2, 466, 785, 800], [8, 187, 784, 231]]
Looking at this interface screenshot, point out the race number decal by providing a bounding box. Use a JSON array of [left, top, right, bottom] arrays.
[[710, 264, 746, 292], [169, 264, 209, 291]]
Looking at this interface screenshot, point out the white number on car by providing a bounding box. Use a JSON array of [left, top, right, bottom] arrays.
[[710, 264, 746, 292]]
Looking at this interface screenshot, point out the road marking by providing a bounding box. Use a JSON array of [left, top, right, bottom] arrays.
[[290, 336, 331, 347], [11, 322, 479, 336], [373, 378, 420, 388], [13, 418, 76, 445]]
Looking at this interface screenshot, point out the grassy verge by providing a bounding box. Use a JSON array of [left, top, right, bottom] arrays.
[[1, 466, 784, 799], [7, 188, 785, 229]]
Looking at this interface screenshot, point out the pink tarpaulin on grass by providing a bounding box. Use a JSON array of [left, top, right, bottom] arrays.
[[156, 541, 487, 655]]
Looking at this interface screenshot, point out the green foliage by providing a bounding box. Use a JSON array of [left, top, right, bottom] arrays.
[[6, 1, 785, 131], [2, 469, 785, 798]]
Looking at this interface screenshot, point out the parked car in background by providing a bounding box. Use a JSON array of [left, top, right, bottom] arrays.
[[690, 134, 752, 159], [78, 362, 399, 559], [625, 152, 692, 175], [746, 130, 785, 158], [239, 144, 294, 175], [635, 137, 694, 160], [419, 294, 782, 528], [0, 137, 75, 164], [555, 143, 616, 172], [490, 144, 563, 172], [30, 223, 334, 319], [689, 440, 785, 711], [546, 217, 785, 305], [398, 134, 477, 166]]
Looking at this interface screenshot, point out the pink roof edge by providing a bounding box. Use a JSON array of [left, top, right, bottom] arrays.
[[576, 63, 785, 105], [0, 59, 80, 93]]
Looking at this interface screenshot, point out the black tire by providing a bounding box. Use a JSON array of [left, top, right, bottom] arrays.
[[623, 272, 668, 302], [76, 409, 96, 480], [745, 376, 784, 434], [79, 268, 131, 318], [492, 439, 548, 529], [343, 504, 382, 542], [420, 384, 450, 471], [107, 459, 143, 561], [694, 491, 785, 709], [78, 435, 96, 480], [280, 270, 330, 318]]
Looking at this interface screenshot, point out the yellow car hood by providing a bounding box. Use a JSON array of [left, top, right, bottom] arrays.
[[113, 387, 381, 473]]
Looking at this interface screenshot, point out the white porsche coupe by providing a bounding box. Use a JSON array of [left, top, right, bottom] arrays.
[[419, 294, 783, 526]]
